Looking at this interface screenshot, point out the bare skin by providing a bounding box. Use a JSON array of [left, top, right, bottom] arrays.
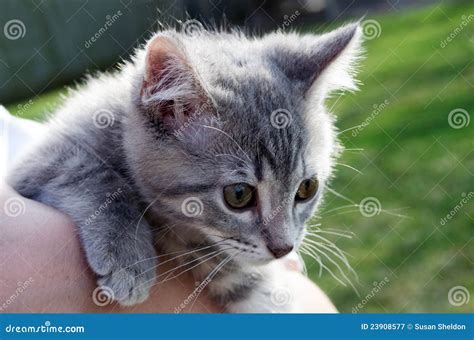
[[0, 183, 337, 313]]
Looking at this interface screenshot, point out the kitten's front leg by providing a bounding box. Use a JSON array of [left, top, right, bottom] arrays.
[[11, 159, 157, 306], [77, 186, 157, 306]]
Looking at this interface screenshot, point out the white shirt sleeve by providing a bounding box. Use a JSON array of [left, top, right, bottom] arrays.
[[0, 105, 46, 179]]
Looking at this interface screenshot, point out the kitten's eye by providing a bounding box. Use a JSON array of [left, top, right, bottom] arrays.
[[223, 183, 255, 209], [295, 177, 319, 202]]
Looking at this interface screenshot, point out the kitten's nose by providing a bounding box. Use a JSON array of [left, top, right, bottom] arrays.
[[267, 244, 294, 259]]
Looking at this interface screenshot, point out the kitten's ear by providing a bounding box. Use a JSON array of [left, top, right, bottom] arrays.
[[268, 23, 363, 103], [140, 34, 214, 132]]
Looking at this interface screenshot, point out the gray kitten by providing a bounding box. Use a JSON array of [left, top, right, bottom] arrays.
[[8, 22, 363, 312]]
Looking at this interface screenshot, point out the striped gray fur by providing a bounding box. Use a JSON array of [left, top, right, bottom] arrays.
[[8, 23, 363, 311]]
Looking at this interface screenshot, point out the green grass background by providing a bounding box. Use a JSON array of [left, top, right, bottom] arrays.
[[6, 2, 474, 313]]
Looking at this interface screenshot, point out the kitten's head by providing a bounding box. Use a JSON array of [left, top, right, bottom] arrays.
[[126, 23, 363, 264]]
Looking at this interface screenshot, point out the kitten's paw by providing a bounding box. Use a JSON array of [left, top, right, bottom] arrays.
[[87, 236, 158, 306], [97, 260, 157, 306]]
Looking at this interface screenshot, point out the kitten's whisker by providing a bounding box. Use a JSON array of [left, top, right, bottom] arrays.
[[156, 247, 233, 284], [306, 228, 354, 239], [303, 242, 351, 287], [321, 209, 363, 218], [121, 240, 229, 273], [322, 207, 410, 219], [325, 187, 357, 205], [158, 247, 235, 285], [188, 252, 238, 311], [303, 242, 359, 296], [295, 250, 308, 276], [300, 245, 344, 284], [304, 234, 353, 259], [319, 204, 359, 215], [337, 125, 363, 135], [153, 223, 179, 243], [136, 247, 233, 292], [304, 238, 355, 275], [334, 162, 363, 175], [133, 195, 161, 247], [344, 148, 364, 152], [317, 243, 357, 281], [299, 247, 321, 276], [314, 226, 356, 235], [148, 241, 229, 271]]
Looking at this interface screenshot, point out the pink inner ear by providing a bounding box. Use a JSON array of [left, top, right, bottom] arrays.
[[140, 35, 217, 134], [142, 36, 186, 96], [145, 37, 180, 81]]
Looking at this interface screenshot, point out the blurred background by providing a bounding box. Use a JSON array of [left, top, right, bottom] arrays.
[[0, 0, 472, 313]]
